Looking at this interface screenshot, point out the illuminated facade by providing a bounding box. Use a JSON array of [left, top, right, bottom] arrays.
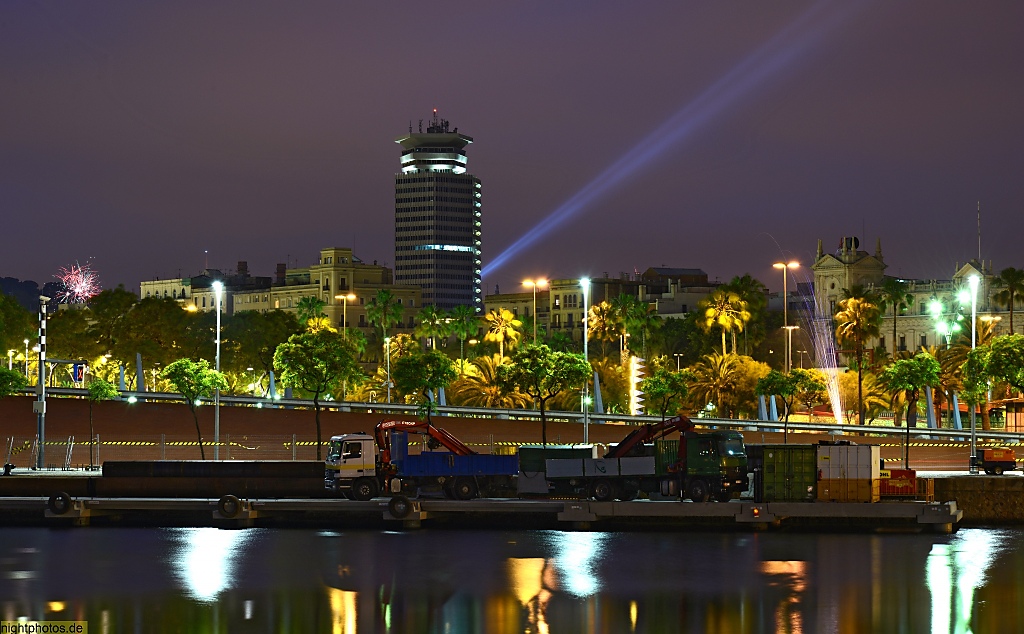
[[394, 111, 482, 312]]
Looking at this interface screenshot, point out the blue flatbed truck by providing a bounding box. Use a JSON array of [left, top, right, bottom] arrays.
[[324, 419, 518, 501]]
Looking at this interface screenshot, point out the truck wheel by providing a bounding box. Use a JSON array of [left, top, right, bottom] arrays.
[[47, 492, 72, 515], [616, 480, 639, 501], [688, 480, 709, 503], [994, 465, 1004, 476], [715, 489, 732, 503], [592, 479, 614, 502], [352, 478, 380, 501], [453, 477, 478, 500], [388, 495, 412, 519], [218, 494, 241, 519]]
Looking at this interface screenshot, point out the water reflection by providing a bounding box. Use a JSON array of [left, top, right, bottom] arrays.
[[0, 527, 1022, 632]]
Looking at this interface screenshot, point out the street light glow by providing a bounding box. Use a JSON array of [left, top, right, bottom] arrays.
[[522, 279, 548, 341]]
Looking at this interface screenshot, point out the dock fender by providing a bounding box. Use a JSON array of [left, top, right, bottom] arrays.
[[388, 495, 412, 519], [218, 494, 242, 519], [47, 491, 73, 515]]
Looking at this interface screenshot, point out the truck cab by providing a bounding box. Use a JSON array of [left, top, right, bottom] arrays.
[[325, 433, 379, 498]]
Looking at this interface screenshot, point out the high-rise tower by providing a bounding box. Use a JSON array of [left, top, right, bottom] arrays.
[[394, 111, 482, 312]]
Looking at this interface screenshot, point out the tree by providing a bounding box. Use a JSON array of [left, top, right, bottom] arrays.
[[161, 358, 228, 460], [274, 330, 364, 460], [877, 277, 913, 355], [448, 354, 533, 408], [392, 349, 458, 424], [720, 275, 768, 355], [835, 296, 882, 425], [994, 267, 1024, 334], [86, 379, 119, 468], [414, 305, 449, 350], [446, 305, 480, 367], [484, 308, 522, 359], [0, 293, 36, 354], [688, 353, 739, 418], [47, 307, 102, 363], [966, 334, 1024, 400], [0, 368, 27, 397], [86, 286, 138, 357], [945, 317, 998, 429], [365, 289, 404, 345], [879, 353, 940, 469], [222, 309, 301, 392], [296, 296, 327, 327], [588, 301, 624, 358], [791, 368, 828, 421], [497, 344, 590, 446], [640, 364, 693, 420], [699, 290, 750, 356], [756, 369, 799, 440]]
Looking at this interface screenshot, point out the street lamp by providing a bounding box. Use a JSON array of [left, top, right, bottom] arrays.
[[385, 336, 392, 404], [773, 261, 799, 373], [212, 280, 224, 461], [522, 279, 548, 341], [335, 293, 357, 339], [7, 349, 13, 371], [23, 339, 29, 380], [968, 274, 980, 474], [581, 277, 591, 444], [673, 353, 684, 371]]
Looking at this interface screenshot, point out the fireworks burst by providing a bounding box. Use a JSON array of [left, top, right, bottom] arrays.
[[56, 261, 102, 303]]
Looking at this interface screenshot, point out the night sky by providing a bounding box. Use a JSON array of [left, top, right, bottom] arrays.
[[2, 2, 1022, 299]]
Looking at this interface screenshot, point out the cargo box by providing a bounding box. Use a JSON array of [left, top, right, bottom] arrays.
[[519, 445, 595, 472], [758, 444, 817, 502], [817, 478, 879, 503], [398, 452, 518, 477], [816, 444, 880, 480]]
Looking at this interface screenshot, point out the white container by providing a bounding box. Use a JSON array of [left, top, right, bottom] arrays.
[[816, 444, 880, 480]]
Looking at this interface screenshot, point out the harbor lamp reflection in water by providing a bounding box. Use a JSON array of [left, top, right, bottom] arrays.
[[168, 527, 249, 603]]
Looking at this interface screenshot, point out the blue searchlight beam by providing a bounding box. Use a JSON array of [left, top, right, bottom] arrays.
[[483, 1, 863, 279]]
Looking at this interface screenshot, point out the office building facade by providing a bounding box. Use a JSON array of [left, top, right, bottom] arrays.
[[394, 112, 482, 312]]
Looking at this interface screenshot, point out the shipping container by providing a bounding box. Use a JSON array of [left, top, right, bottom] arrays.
[[755, 444, 817, 502], [816, 443, 880, 480], [817, 478, 880, 503]]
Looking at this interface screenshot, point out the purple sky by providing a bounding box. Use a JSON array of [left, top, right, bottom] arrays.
[[2, 2, 1022, 298]]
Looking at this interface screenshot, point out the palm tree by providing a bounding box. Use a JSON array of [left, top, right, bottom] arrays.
[[835, 296, 882, 425], [484, 308, 522, 358], [876, 277, 913, 356], [699, 290, 750, 355], [446, 305, 480, 368], [994, 267, 1024, 334], [448, 354, 532, 408], [611, 294, 645, 358], [588, 301, 624, 358], [688, 353, 739, 418], [365, 289, 404, 343], [296, 296, 327, 326], [414, 305, 448, 349], [720, 274, 767, 354], [945, 317, 998, 430]]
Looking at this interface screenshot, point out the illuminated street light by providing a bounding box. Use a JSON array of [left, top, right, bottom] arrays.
[[213, 280, 224, 461], [335, 293, 357, 340], [968, 274, 979, 475], [23, 339, 29, 380], [7, 349, 13, 371], [773, 261, 799, 373], [385, 336, 392, 404], [522, 279, 548, 341], [581, 277, 591, 444]]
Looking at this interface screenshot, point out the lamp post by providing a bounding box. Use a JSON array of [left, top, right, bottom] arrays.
[[674, 353, 684, 371], [335, 293, 356, 339], [212, 281, 224, 461], [522, 279, 547, 341], [966, 274, 981, 474], [773, 261, 799, 373], [35, 296, 50, 469], [581, 277, 591, 444], [24, 339, 29, 380], [385, 336, 392, 404], [7, 349, 12, 371]]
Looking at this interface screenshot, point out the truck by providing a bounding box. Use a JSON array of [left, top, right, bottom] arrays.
[[977, 447, 1017, 475], [324, 419, 519, 501], [543, 415, 749, 502]]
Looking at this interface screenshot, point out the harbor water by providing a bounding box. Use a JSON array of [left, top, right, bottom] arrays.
[[1, 526, 1020, 633]]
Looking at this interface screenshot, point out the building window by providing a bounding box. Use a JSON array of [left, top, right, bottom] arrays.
[[899, 335, 906, 352], [921, 334, 927, 348]]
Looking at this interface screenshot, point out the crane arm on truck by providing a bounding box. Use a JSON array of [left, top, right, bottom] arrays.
[[375, 419, 477, 464], [605, 415, 696, 459]]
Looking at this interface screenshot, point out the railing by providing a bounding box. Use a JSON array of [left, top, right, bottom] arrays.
[[20, 387, 1024, 445]]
